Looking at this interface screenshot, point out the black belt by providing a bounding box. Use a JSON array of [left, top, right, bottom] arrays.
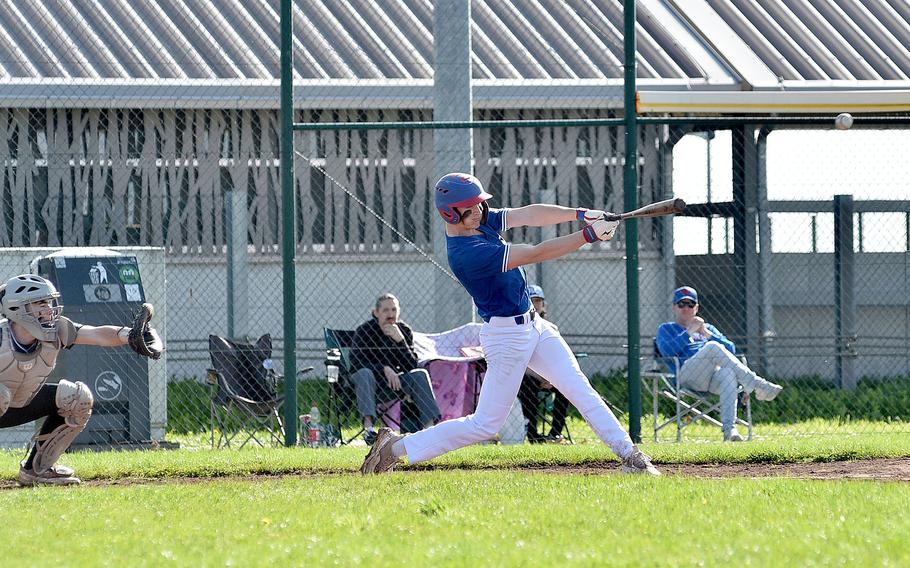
[[513, 311, 536, 325]]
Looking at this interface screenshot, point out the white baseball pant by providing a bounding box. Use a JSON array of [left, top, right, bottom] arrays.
[[402, 313, 635, 463], [676, 341, 767, 433]]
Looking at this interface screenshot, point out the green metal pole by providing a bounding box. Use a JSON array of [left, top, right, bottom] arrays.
[[280, 0, 297, 446], [623, 0, 642, 443]]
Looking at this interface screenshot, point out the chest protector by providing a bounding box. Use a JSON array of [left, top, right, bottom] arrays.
[[0, 318, 76, 408]]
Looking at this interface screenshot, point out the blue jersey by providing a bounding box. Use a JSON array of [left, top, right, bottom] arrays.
[[446, 208, 531, 321]]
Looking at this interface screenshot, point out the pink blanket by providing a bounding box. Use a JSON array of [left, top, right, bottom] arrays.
[[378, 360, 483, 428], [427, 360, 483, 421], [382, 323, 486, 427]]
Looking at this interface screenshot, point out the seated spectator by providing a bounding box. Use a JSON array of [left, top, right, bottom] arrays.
[[656, 286, 783, 442], [518, 285, 570, 443], [350, 293, 441, 445]]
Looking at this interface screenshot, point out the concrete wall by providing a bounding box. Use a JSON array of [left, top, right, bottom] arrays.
[[164, 250, 668, 384], [678, 252, 910, 380], [166, 249, 910, 383]]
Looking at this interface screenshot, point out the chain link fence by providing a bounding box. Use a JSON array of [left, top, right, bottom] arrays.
[[663, 125, 910, 441], [0, 2, 908, 454]]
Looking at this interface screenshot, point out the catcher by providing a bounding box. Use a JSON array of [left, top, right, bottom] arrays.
[[0, 274, 163, 486]]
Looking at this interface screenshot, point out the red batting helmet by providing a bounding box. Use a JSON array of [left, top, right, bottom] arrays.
[[434, 173, 493, 224]]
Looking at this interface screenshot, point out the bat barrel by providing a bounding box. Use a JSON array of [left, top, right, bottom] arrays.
[[599, 198, 686, 222]]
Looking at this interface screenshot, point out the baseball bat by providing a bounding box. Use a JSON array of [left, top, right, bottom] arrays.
[[603, 198, 686, 221]]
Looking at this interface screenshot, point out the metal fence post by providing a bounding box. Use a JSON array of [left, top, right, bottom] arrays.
[[732, 125, 762, 366], [757, 128, 774, 375], [280, 0, 298, 445], [537, 188, 557, 290], [226, 188, 248, 340], [623, 0, 641, 443], [659, 126, 687, 322], [834, 194, 857, 390], [432, 0, 474, 330]]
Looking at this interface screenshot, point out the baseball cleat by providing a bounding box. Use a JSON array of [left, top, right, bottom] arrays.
[[621, 446, 662, 476], [18, 464, 81, 486], [359, 427, 402, 474]]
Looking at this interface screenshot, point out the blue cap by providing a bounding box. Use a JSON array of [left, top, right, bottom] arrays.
[[527, 285, 545, 300], [673, 286, 698, 304]]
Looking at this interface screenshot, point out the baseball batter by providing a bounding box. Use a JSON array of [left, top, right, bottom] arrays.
[[0, 274, 163, 486], [361, 173, 660, 475]]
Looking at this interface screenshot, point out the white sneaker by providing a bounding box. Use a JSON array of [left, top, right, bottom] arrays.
[[621, 446, 661, 476], [754, 381, 783, 402], [724, 428, 745, 442], [19, 464, 81, 486]]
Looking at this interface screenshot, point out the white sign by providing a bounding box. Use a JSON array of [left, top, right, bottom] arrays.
[[124, 284, 142, 302], [94, 371, 123, 401]]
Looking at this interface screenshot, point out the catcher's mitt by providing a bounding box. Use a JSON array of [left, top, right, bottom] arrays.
[[128, 303, 163, 360]]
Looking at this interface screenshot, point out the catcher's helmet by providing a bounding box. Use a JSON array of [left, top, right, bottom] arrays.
[[435, 173, 493, 224], [0, 274, 63, 342]]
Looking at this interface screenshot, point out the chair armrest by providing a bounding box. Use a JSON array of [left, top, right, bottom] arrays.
[[642, 358, 662, 373], [324, 349, 344, 384], [298, 366, 315, 377], [265, 370, 284, 389]]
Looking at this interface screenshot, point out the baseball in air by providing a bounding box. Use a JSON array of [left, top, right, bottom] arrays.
[[835, 112, 854, 130]]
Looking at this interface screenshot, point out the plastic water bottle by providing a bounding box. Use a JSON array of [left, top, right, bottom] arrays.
[[298, 414, 310, 446], [308, 402, 321, 447]]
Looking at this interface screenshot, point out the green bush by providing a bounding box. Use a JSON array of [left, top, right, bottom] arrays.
[[168, 372, 910, 435], [589, 371, 910, 424], [167, 377, 337, 435], [167, 380, 211, 434]]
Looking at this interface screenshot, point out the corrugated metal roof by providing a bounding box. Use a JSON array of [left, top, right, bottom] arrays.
[[0, 0, 728, 81], [697, 0, 910, 84], [0, 0, 907, 109]]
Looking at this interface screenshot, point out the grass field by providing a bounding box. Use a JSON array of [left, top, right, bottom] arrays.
[[3, 427, 910, 480], [4, 471, 910, 566], [2, 438, 910, 566], [3, 426, 910, 566], [171, 413, 910, 451]]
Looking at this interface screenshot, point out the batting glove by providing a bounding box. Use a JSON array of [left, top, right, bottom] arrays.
[[576, 208, 606, 224], [582, 219, 619, 242]]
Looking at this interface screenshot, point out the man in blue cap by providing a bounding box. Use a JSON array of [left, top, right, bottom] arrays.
[[656, 286, 783, 441]]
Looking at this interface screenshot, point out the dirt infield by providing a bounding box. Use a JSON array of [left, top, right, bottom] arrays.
[[1, 457, 909, 489], [664, 457, 910, 481], [530, 457, 910, 481]]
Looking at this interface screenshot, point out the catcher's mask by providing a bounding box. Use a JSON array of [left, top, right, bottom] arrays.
[[0, 275, 63, 342]]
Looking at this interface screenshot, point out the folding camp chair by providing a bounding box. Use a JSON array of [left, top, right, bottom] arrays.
[[323, 328, 421, 445], [642, 340, 752, 442], [519, 371, 573, 444], [208, 334, 285, 448]]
